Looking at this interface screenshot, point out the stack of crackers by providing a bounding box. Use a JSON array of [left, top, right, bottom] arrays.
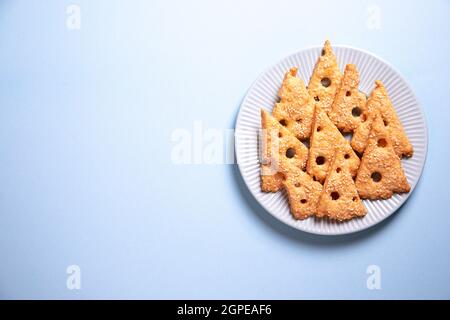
[[260, 40, 413, 221]]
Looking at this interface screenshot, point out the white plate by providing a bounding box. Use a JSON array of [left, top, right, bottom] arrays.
[[235, 45, 428, 235]]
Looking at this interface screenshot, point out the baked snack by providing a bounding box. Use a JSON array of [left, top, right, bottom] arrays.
[[257, 41, 414, 222], [328, 64, 367, 132], [355, 112, 410, 199], [307, 105, 360, 183], [272, 68, 315, 141], [260, 109, 308, 192], [308, 40, 342, 115], [351, 80, 413, 157], [283, 165, 323, 220], [316, 149, 366, 221], [260, 109, 321, 219]]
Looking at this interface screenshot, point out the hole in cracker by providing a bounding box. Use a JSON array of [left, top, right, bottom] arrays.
[[321, 49, 325, 56], [278, 132, 283, 138], [314, 96, 320, 102], [377, 138, 387, 147], [336, 167, 341, 173], [383, 119, 389, 126], [296, 117, 302, 124], [321, 78, 331, 88], [352, 107, 362, 117], [294, 182, 301, 188], [344, 154, 350, 159], [352, 196, 359, 202], [266, 171, 284, 182], [286, 148, 296, 158], [301, 199, 307, 204], [371, 171, 382, 182], [302, 139, 310, 149], [316, 156, 325, 165], [330, 191, 340, 200], [317, 126, 322, 132], [361, 113, 367, 122], [346, 91, 351, 97], [279, 119, 287, 126]]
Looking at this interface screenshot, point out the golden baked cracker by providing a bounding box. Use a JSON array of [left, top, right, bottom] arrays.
[[307, 105, 360, 184], [308, 40, 343, 115], [351, 111, 372, 155], [329, 64, 367, 132], [283, 165, 323, 220], [351, 80, 413, 157], [355, 112, 411, 199], [316, 150, 366, 221], [272, 68, 315, 141], [260, 109, 308, 192], [351, 81, 383, 155], [260, 169, 285, 193]]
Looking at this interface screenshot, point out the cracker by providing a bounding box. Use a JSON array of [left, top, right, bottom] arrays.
[[283, 165, 323, 220], [351, 110, 372, 155], [316, 149, 366, 221], [351, 80, 413, 157], [260, 109, 309, 192], [355, 112, 411, 199], [272, 68, 315, 141], [308, 40, 342, 115], [328, 64, 367, 132], [307, 105, 360, 183]]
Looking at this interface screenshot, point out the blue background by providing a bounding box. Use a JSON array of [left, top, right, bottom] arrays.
[[0, 0, 449, 299]]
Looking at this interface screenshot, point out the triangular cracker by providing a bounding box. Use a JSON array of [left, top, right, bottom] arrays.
[[317, 149, 366, 221], [260, 109, 308, 192], [351, 110, 372, 155], [307, 105, 360, 183], [351, 80, 413, 157], [272, 68, 315, 141], [308, 40, 343, 115], [329, 64, 367, 132], [355, 112, 411, 199], [283, 165, 323, 220]]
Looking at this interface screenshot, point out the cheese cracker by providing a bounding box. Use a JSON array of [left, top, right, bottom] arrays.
[[355, 112, 410, 199], [308, 40, 342, 115]]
